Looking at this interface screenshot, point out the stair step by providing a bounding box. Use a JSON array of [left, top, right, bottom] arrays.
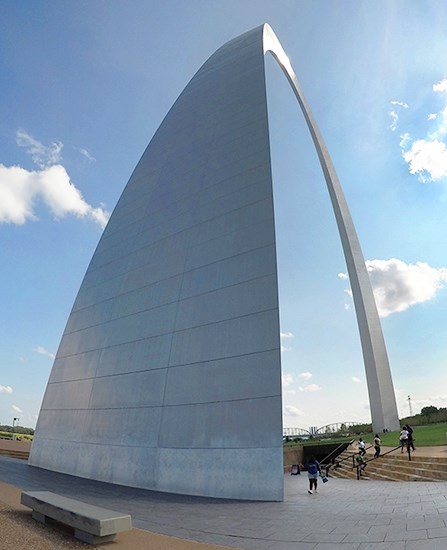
[[329, 448, 447, 483], [0, 449, 29, 460]]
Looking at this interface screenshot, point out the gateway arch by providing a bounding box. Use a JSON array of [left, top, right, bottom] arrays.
[[30, 24, 399, 501]]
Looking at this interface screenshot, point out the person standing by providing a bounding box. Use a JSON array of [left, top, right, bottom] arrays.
[[399, 427, 409, 453], [307, 456, 321, 494], [373, 434, 381, 458], [405, 424, 415, 451], [358, 438, 366, 456]]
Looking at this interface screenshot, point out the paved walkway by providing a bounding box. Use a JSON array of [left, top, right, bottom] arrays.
[[1, 454, 447, 549]]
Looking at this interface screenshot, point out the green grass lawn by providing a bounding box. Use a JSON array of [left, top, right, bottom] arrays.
[[284, 422, 447, 449], [363, 422, 447, 447]]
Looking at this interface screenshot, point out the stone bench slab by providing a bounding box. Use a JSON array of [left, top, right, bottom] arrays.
[[21, 491, 132, 545]]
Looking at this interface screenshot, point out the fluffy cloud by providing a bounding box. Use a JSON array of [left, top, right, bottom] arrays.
[[340, 258, 447, 317], [433, 78, 447, 93], [399, 78, 447, 182], [284, 405, 305, 417], [0, 385, 13, 394], [0, 130, 109, 228], [282, 373, 294, 387], [402, 139, 447, 181], [298, 372, 312, 380], [299, 383, 322, 392], [0, 163, 109, 228], [12, 405, 22, 413], [366, 258, 447, 317], [34, 346, 55, 360]]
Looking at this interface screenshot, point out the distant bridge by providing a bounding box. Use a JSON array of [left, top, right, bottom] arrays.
[[283, 427, 311, 437], [283, 422, 366, 438]]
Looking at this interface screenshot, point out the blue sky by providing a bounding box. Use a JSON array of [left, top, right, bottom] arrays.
[[1, 1, 447, 431]]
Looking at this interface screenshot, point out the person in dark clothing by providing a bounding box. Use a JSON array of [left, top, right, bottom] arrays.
[[405, 424, 415, 451], [307, 456, 321, 494]]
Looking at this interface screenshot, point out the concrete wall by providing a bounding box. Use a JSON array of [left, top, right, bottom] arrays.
[[283, 446, 304, 473], [29, 25, 284, 501]]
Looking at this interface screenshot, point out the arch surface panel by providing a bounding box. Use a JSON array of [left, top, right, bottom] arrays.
[[30, 24, 398, 502]]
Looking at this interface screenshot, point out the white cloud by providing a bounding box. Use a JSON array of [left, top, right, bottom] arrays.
[[389, 110, 399, 132], [402, 139, 447, 181], [391, 100, 409, 109], [351, 377, 361, 383], [79, 148, 96, 162], [16, 129, 63, 168], [0, 163, 109, 228], [280, 332, 294, 353], [365, 258, 447, 317], [282, 373, 294, 387], [433, 105, 447, 138], [1, 129, 109, 228], [398, 79, 447, 181], [389, 101, 408, 132], [12, 405, 22, 413], [338, 272, 349, 280], [0, 385, 13, 394], [298, 372, 312, 380], [34, 346, 55, 360], [299, 383, 322, 392], [284, 405, 305, 417], [433, 78, 447, 93], [399, 132, 412, 149]]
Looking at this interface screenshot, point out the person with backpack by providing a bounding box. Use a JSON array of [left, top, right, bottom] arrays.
[[307, 456, 321, 494]]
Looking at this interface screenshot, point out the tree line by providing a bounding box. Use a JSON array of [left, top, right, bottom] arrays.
[[400, 405, 447, 427], [0, 424, 34, 435]]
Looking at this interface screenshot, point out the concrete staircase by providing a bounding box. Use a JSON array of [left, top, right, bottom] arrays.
[[329, 448, 447, 482], [0, 438, 31, 460]]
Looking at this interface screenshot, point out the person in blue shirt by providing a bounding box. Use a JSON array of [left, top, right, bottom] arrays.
[[307, 456, 321, 494]]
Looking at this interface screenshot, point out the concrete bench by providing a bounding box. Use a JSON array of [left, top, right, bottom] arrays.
[[21, 490, 132, 545]]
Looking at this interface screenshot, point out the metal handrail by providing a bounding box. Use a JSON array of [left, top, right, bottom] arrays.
[[354, 442, 412, 480], [330, 443, 373, 470], [319, 438, 355, 470]]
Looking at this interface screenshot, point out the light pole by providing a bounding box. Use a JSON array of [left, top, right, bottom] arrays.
[[12, 417, 19, 440]]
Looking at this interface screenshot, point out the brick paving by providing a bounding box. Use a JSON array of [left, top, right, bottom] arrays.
[[1, 454, 447, 549]]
